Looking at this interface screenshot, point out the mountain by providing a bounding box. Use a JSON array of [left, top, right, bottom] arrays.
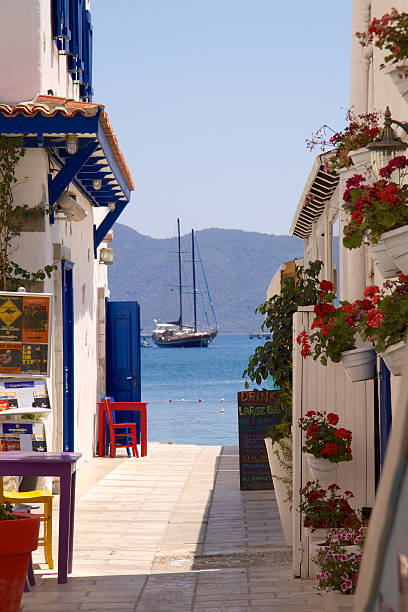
[[108, 224, 304, 333]]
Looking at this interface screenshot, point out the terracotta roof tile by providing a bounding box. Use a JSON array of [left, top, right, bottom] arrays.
[[0, 95, 134, 191]]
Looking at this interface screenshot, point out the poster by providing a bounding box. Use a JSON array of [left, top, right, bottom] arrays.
[[0, 293, 51, 376], [237, 389, 282, 491], [0, 379, 50, 412], [0, 421, 47, 452]]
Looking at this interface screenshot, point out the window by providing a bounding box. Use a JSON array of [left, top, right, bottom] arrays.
[[51, 0, 93, 101]]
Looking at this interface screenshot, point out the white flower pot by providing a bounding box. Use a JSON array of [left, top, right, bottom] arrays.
[[381, 224, 408, 275], [348, 146, 371, 167], [264, 436, 293, 546], [370, 240, 400, 279], [383, 60, 408, 103], [306, 454, 338, 481], [341, 346, 376, 382], [382, 341, 407, 377], [322, 590, 355, 611]]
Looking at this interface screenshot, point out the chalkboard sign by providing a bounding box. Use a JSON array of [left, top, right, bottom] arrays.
[[238, 390, 282, 491]]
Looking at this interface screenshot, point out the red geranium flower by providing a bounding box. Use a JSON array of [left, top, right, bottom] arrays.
[[305, 410, 316, 417], [335, 428, 349, 439], [321, 442, 338, 456], [319, 280, 334, 292], [366, 308, 384, 328], [327, 413, 339, 425], [364, 285, 380, 299]]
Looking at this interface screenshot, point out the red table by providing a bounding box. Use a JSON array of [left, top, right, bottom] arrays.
[[97, 402, 147, 457]]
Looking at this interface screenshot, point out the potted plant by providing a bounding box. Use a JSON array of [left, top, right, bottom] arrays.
[[358, 278, 408, 375], [298, 482, 357, 536], [357, 9, 408, 101], [306, 110, 381, 173], [342, 157, 408, 274], [264, 420, 293, 546], [296, 280, 376, 381], [0, 502, 40, 612], [298, 411, 352, 480], [313, 526, 366, 611]]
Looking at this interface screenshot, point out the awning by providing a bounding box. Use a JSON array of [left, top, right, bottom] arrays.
[[0, 95, 134, 251], [289, 153, 339, 239]]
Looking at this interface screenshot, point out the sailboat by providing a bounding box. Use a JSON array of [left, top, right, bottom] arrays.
[[152, 220, 218, 348]]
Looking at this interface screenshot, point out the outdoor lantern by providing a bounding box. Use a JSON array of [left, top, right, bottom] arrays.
[[107, 201, 116, 211], [92, 178, 102, 191], [65, 133, 79, 155], [367, 107, 408, 179], [99, 247, 114, 265]]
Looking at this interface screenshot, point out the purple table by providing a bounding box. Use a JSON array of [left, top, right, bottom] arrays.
[[0, 451, 81, 583]]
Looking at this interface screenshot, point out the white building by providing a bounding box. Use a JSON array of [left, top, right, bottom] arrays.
[[284, 0, 408, 581], [0, 1, 134, 462]]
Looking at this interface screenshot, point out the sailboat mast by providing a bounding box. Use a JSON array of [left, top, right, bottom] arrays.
[[177, 218, 183, 329], [192, 229, 197, 332]]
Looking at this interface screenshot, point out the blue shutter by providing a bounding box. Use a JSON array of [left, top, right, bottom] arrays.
[[81, 9, 93, 101], [68, 0, 84, 79]]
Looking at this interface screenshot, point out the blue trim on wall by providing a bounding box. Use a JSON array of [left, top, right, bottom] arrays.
[[97, 124, 131, 200], [0, 112, 99, 135], [379, 358, 392, 467], [94, 202, 127, 256]]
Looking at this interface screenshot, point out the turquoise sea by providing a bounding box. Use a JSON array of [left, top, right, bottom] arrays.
[[141, 334, 264, 445]]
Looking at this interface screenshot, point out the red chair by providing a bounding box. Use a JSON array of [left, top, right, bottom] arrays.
[[104, 398, 139, 458]]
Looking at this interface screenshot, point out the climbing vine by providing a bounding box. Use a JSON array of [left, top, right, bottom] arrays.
[[0, 136, 56, 291], [243, 260, 323, 420]]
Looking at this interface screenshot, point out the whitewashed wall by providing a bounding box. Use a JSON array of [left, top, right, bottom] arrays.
[[292, 308, 375, 578], [0, 0, 79, 104], [8, 147, 107, 463]]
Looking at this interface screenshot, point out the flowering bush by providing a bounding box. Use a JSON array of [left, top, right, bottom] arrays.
[[357, 8, 408, 70], [299, 411, 352, 463], [313, 526, 366, 594], [306, 110, 381, 172], [298, 481, 356, 531], [358, 277, 408, 353], [296, 280, 359, 365], [343, 156, 408, 249]]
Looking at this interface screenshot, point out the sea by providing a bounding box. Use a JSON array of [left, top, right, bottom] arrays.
[[141, 334, 265, 446]]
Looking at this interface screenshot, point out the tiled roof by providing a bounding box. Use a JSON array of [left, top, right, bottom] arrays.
[[0, 95, 134, 191]]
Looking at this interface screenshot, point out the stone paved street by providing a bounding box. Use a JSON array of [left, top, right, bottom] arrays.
[[22, 443, 323, 611]]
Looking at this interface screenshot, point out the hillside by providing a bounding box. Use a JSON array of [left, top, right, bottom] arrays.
[[108, 224, 304, 333]]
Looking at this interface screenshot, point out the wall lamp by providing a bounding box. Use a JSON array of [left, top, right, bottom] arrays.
[[65, 133, 79, 155], [99, 247, 114, 265], [367, 107, 408, 179], [92, 178, 102, 191], [107, 201, 116, 211]]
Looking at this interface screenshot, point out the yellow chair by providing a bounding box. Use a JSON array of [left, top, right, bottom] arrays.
[[0, 476, 54, 569]]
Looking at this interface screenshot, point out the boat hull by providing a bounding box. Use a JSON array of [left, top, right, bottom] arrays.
[[152, 330, 217, 348]]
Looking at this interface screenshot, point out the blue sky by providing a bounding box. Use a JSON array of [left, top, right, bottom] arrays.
[[92, 1, 353, 238]]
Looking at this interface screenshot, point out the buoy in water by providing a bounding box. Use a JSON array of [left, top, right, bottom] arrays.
[[220, 407, 224, 413], [220, 398, 225, 402], [198, 398, 202, 402], [181, 398, 185, 402], [169, 399, 172, 403]]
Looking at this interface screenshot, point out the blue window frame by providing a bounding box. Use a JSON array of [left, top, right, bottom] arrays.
[[51, 0, 93, 101]]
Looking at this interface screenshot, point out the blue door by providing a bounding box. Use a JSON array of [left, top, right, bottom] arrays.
[[106, 301, 141, 429], [62, 260, 75, 451]]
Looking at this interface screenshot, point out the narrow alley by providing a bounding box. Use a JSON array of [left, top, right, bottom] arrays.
[[22, 444, 323, 611]]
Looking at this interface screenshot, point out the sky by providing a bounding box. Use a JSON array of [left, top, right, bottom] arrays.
[[92, 1, 353, 239]]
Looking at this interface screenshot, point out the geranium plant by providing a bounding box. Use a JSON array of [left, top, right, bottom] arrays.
[[298, 481, 357, 531], [0, 502, 16, 521], [357, 8, 408, 70], [358, 278, 408, 353], [343, 156, 408, 249], [296, 280, 359, 365], [298, 411, 352, 463], [306, 110, 381, 172], [314, 526, 366, 594]]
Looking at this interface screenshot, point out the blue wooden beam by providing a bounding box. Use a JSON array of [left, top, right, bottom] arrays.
[[48, 140, 99, 208], [94, 201, 127, 257]]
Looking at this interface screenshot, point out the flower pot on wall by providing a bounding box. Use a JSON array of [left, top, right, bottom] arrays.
[[322, 591, 355, 612], [340, 346, 376, 382], [264, 437, 292, 546], [383, 60, 408, 103], [381, 224, 408, 275], [0, 512, 40, 612], [370, 240, 401, 279], [382, 341, 406, 376], [306, 454, 338, 481]]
